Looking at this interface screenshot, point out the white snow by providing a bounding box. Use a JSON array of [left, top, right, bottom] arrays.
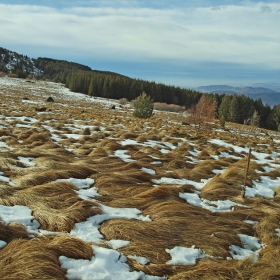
[[245, 176, 280, 198], [229, 234, 264, 261], [71, 205, 151, 243], [166, 245, 207, 265], [153, 178, 209, 190], [107, 239, 130, 249], [0, 205, 40, 233], [179, 192, 247, 212], [55, 178, 95, 189], [18, 156, 36, 167], [0, 172, 16, 186], [76, 187, 100, 200], [60, 246, 164, 280], [114, 149, 136, 162], [128, 255, 150, 265], [0, 141, 12, 150], [244, 220, 259, 226], [141, 167, 156, 175], [0, 240, 7, 249]]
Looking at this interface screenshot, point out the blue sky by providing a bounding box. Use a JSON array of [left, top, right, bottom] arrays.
[[0, 0, 279, 88]]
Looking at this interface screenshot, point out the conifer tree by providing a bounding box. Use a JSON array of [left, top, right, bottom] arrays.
[[133, 92, 154, 119], [250, 111, 260, 127]]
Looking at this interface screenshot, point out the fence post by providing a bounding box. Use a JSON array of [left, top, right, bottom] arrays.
[[241, 147, 252, 198]]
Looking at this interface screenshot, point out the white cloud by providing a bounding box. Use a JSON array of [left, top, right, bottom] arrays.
[[0, 1, 280, 86]]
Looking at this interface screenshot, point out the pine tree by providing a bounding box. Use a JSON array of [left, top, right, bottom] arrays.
[[250, 111, 260, 127], [218, 95, 232, 121], [88, 77, 98, 96], [229, 95, 242, 123], [133, 92, 154, 119]]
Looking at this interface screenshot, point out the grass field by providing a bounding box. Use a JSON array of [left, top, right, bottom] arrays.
[[0, 77, 280, 279]]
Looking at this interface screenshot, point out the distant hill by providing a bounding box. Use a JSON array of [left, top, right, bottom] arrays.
[[0, 46, 203, 109], [0, 47, 42, 77], [196, 85, 280, 107], [0, 47, 124, 80], [251, 83, 280, 93]]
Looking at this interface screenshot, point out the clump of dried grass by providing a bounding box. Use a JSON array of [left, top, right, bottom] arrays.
[[81, 127, 91, 135], [89, 147, 108, 157], [1, 182, 101, 232], [200, 176, 241, 200], [13, 163, 97, 187], [165, 159, 194, 170], [0, 234, 93, 279], [119, 131, 139, 140], [220, 167, 244, 182], [100, 199, 253, 270], [0, 155, 26, 171], [264, 167, 280, 180], [274, 186, 280, 197], [0, 221, 30, 242]]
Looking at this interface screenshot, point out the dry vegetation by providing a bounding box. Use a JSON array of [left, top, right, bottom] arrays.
[[0, 77, 280, 279]]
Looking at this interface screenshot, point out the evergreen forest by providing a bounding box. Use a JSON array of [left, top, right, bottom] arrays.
[[1, 47, 280, 131]]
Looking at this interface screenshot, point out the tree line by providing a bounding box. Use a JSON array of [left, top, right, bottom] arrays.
[[0, 49, 279, 131], [0, 47, 37, 78], [14, 57, 280, 130]]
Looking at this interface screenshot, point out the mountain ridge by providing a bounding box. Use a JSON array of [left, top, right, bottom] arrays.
[[196, 85, 280, 107]]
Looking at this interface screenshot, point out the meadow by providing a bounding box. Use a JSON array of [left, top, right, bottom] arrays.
[[0, 77, 280, 279]]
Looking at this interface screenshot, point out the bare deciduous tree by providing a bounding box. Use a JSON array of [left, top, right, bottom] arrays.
[[187, 95, 217, 135]]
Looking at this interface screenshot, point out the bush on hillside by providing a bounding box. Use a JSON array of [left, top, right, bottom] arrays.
[[153, 102, 185, 113], [133, 92, 154, 119]]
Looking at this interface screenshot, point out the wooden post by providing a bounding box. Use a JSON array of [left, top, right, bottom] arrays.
[[241, 147, 252, 198]]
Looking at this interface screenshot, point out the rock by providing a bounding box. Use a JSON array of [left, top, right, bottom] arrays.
[[47, 97, 54, 102]]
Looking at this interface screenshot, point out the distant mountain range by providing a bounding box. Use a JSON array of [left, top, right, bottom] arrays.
[[196, 85, 280, 107]]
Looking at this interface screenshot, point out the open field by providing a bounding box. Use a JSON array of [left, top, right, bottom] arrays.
[[0, 77, 280, 279]]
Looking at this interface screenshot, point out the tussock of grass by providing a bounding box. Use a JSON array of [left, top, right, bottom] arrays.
[[274, 186, 280, 197], [0, 155, 26, 171], [220, 167, 244, 181], [100, 200, 253, 264], [135, 135, 149, 142], [119, 131, 139, 140], [201, 176, 241, 200], [0, 234, 93, 279], [0, 221, 30, 242], [264, 168, 280, 180], [165, 159, 194, 170]]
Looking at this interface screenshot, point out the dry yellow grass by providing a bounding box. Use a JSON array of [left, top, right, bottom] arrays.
[[0, 234, 93, 280], [1, 78, 280, 279]]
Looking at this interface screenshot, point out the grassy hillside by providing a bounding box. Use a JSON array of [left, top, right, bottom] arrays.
[[1, 47, 277, 131], [0, 77, 280, 279]]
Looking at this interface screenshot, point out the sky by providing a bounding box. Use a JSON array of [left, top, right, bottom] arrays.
[[0, 0, 280, 88]]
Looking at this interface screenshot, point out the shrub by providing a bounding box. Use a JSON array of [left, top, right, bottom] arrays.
[[82, 127, 91, 135], [119, 98, 129, 105], [153, 102, 185, 113], [133, 91, 154, 119]]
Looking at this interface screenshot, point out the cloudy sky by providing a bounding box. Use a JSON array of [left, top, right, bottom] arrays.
[[0, 0, 279, 88]]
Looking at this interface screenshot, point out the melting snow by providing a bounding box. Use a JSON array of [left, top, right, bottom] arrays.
[[245, 176, 280, 198], [229, 234, 264, 261], [0, 205, 40, 233], [179, 192, 247, 212], [60, 246, 164, 280], [166, 245, 207, 265]]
